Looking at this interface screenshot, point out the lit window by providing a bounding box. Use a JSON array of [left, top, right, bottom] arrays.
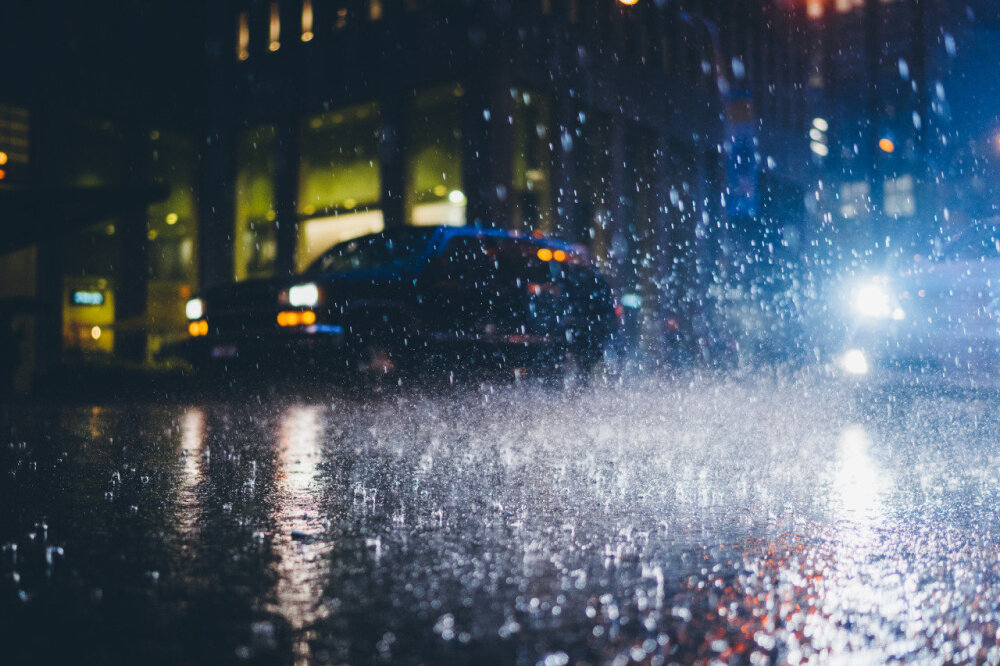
[[237, 11, 249, 61], [235, 126, 278, 281], [368, 0, 383, 21], [406, 86, 466, 228], [335, 7, 348, 30], [301, 0, 314, 41], [884, 176, 915, 217], [806, 0, 823, 18], [839, 181, 870, 219], [297, 103, 384, 269], [269, 2, 281, 51]]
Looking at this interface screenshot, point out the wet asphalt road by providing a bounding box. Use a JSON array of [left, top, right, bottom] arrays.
[[4, 369, 1000, 665]]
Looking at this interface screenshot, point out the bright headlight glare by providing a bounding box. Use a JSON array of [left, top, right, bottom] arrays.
[[185, 298, 204, 320], [853, 283, 892, 318], [288, 283, 319, 307]]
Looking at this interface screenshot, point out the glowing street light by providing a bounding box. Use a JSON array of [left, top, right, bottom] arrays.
[[878, 138, 895, 153]]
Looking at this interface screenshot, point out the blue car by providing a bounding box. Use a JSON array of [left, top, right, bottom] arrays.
[[179, 225, 619, 377]]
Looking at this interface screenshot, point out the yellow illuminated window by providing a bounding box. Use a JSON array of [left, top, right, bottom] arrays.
[[297, 103, 384, 271], [368, 0, 383, 21], [301, 0, 314, 41], [237, 11, 249, 61], [406, 85, 465, 228], [235, 126, 278, 281], [335, 7, 348, 30], [269, 2, 281, 51]]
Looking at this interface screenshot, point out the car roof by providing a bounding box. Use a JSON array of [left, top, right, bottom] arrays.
[[430, 225, 585, 254]]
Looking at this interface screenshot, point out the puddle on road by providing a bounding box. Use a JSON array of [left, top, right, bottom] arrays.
[[4, 372, 1000, 664]]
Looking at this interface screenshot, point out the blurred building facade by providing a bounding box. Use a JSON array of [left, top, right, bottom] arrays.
[[200, 0, 815, 365], [0, 1, 204, 394], [795, 0, 1000, 273], [1, 0, 820, 393]]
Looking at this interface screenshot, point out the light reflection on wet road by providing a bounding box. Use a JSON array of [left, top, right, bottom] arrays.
[[4, 371, 1000, 664]]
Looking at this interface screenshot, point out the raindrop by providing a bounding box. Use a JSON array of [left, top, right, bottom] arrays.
[[560, 129, 573, 151], [731, 56, 745, 80], [944, 32, 956, 56]]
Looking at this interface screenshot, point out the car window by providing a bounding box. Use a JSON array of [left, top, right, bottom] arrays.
[[429, 236, 558, 285], [307, 228, 434, 275]]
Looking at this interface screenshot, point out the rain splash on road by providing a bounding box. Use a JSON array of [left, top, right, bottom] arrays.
[[4, 370, 1000, 664]]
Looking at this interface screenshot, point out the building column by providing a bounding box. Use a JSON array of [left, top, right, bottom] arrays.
[[115, 126, 151, 362], [550, 93, 581, 241], [199, 0, 238, 288], [274, 120, 299, 276], [462, 26, 515, 229], [197, 124, 236, 288], [379, 87, 407, 230]]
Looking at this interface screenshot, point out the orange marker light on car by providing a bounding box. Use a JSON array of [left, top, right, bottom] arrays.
[[277, 310, 316, 327], [188, 320, 209, 337], [537, 248, 553, 262]]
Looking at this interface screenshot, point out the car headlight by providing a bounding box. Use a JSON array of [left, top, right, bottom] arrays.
[[185, 298, 204, 320], [851, 280, 902, 319], [288, 283, 319, 307]]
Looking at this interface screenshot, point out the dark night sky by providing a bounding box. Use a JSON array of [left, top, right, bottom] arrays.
[[0, 0, 206, 125]]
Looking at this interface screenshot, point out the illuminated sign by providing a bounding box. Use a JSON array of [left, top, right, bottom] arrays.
[[72, 291, 105, 306]]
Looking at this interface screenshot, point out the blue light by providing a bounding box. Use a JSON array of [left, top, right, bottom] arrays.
[[72, 291, 104, 306]]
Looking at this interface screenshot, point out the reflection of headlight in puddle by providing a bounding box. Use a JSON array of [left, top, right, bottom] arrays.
[[841, 349, 869, 375]]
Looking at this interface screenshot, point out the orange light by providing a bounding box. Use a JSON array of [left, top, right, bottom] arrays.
[[277, 310, 316, 327], [537, 248, 553, 262], [552, 249, 567, 262], [188, 320, 209, 337], [0, 170, 6, 181], [0, 151, 7, 165], [878, 138, 895, 153], [618, 0, 639, 5]]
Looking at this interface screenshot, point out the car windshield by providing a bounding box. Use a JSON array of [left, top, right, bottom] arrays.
[[430, 236, 572, 285], [306, 228, 434, 275]]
